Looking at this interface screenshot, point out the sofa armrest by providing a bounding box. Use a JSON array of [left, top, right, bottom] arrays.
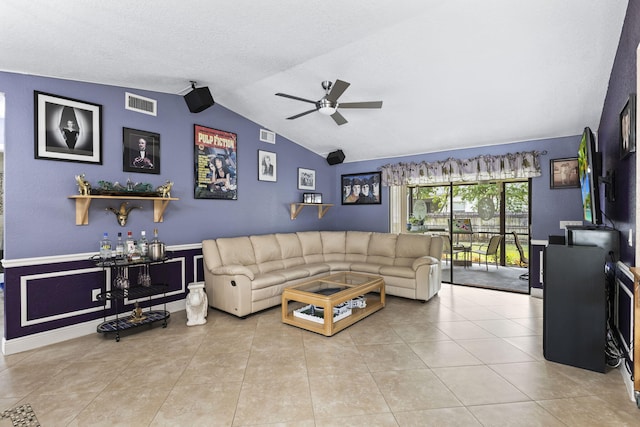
[[211, 265, 255, 280], [412, 256, 439, 270]]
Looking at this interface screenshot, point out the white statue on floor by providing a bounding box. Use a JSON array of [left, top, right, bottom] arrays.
[[186, 282, 208, 326]]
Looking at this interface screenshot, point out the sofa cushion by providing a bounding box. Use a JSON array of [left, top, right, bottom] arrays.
[[251, 272, 287, 290], [344, 231, 370, 262], [350, 262, 382, 274], [379, 265, 415, 279], [217, 237, 257, 267], [297, 231, 322, 253], [270, 267, 310, 281], [202, 239, 223, 270], [297, 231, 324, 263], [275, 233, 305, 268], [395, 234, 431, 267], [367, 233, 397, 265], [346, 231, 371, 255], [251, 234, 282, 263], [326, 261, 352, 271], [302, 262, 331, 276], [250, 234, 285, 273], [321, 231, 346, 253]]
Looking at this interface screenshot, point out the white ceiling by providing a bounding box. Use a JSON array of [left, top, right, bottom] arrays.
[[0, 0, 629, 162]]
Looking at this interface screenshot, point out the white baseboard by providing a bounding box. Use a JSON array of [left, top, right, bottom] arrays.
[[530, 287, 543, 299], [2, 300, 185, 355]]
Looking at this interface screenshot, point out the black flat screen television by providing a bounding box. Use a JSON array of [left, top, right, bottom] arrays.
[[577, 127, 601, 225]]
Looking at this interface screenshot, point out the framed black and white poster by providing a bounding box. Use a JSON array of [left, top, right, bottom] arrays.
[[194, 125, 237, 200], [550, 157, 579, 189], [258, 150, 277, 182], [123, 128, 160, 174], [298, 168, 316, 190], [34, 91, 102, 164], [341, 171, 381, 205]]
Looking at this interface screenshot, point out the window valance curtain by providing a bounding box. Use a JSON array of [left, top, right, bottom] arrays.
[[380, 151, 545, 186]]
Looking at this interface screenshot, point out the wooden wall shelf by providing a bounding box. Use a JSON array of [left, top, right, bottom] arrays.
[[68, 195, 179, 225], [290, 203, 333, 220]]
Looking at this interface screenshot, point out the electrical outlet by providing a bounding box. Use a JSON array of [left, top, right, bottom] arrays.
[[92, 289, 101, 302]]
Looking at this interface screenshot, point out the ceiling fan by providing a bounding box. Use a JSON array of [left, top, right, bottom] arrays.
[[275, 79, 383, 125]]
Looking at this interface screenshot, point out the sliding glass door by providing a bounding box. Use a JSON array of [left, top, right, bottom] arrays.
[[407, 180, 530, 292]]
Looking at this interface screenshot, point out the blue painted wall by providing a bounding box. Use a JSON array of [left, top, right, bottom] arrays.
[[0, 72, 334, 259], [597, 0, 639, 266], [329, 135, 585, 241], [0, 71, 592, 261]]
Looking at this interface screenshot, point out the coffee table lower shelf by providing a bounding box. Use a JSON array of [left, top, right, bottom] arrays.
[[97, 310, 170, 341], [283, 299, 384, 336], [281, 272, 385, 336]]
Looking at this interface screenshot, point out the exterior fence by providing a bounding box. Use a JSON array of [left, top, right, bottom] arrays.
[[410, 212, 529, 266]]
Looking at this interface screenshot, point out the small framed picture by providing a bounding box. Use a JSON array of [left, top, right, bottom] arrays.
[[550, 158, 579, 189], [258, 150, 277, 182], [620, 93, 636, 159], [341, 171, 381, 205], [298, 168, 316, 190], [34, 91, 102, 164], [123, 128, 160, 174], [303, 193, 323, 203]]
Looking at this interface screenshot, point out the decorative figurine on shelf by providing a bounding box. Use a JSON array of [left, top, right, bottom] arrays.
[[106, 202, 142, 226], [75, 173, 91, 196], [186, 282, 208, 326], [156, 180, 173, 198], [131, 302, 145, 322]]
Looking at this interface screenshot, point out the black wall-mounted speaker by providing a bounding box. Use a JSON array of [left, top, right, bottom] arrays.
[[184, 87, 215, 113], [326, 149, 345, 165]]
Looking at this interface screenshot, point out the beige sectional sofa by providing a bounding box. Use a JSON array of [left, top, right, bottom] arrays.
[[202, 231, 443, 317]]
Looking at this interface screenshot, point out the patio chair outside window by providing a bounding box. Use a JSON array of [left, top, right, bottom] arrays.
[[512, 231, 529, 280], [471, 235, 502, 270], [441, 235, 463, 265]]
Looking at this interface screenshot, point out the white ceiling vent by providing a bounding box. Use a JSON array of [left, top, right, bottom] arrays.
[[259, 129, 276, 144], [125, 92, 157, 116]]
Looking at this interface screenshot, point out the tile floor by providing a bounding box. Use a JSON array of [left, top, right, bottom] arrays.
[[1, 284, 639, 426]]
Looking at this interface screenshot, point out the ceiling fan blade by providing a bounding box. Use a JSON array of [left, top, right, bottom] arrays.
[[338, 101, 383, 109], [286, 108, 318, 120], [326, 79, 350, 102], [275, 93, 317, 104], [330, 110, 348, 125]]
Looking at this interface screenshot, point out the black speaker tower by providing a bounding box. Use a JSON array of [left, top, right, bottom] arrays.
[[184, 86, 215, 113], [326, 149, 345, 165]]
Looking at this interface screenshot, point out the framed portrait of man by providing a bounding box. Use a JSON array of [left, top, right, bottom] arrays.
[[123, 128, 160, 174]]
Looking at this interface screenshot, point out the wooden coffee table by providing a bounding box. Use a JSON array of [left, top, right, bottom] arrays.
[[281, 272, 385, 336]]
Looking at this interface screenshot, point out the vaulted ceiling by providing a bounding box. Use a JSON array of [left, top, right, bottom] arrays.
[[0, 1, 629, 162]]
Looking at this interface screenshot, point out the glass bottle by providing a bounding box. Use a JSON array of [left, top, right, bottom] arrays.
[[138, 230, 149, 258], [129, 240, 141, 261], [99, 232, 112, 260], [126, 231, 135, 257], [115, 232, 125, 259]]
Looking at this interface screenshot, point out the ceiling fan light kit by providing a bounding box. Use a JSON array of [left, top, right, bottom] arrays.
[[317, 99, 337, 116], [275, 79, 382, 125]]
